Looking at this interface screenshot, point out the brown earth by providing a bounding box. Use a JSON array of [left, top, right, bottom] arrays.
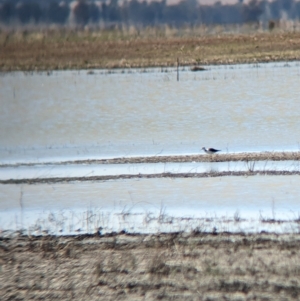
[[2, 232, 300, 300], [1, 29, 300, 71]]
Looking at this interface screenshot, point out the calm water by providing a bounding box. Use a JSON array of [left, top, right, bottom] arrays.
[[1, 62, 300, 234], [1, 62, 300, 164], [1, 160, 300, 181], [1, 176, 300, 235]]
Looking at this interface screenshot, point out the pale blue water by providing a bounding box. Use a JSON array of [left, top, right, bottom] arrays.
[[1, 62, 300, 164]]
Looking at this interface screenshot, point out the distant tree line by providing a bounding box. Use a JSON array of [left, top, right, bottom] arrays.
[[1, 0, 300, 27]]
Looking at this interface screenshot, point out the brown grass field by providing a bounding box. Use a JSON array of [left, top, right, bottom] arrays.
[[1, 27, 300, 71], [2, 232, 300, 300]]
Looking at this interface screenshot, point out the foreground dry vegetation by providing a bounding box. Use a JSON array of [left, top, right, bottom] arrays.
[[2, 232, 300, 300], [1, 27, 300, 71]]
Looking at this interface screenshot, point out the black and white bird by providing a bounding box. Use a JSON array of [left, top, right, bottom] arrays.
[[202, 147, 221, 154]]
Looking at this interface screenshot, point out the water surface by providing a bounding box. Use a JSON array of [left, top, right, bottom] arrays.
[[1, 62, 300, 164], [1, 63, 300, 235], [1, 175, 300, 235], [1, 160, 300, 181]]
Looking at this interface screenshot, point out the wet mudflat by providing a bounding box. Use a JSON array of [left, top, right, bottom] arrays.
[[2, 232, 300, 301]]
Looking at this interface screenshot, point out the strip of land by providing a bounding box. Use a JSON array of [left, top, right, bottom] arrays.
[[1, 29, 300, 71], [1, 170, 300, 185], [55, 151, 300, 164], [1, 151, 300, 168], [2, 232, 300, 300]]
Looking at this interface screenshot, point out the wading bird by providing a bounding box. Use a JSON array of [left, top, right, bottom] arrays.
[[202, 147, 221, 154]]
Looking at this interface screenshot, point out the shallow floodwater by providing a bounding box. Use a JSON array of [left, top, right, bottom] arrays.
[[1, 62, 300, 235], [1, 62, 300, 164], [1, 160, 300, 181], [1, 176, 300, 235]]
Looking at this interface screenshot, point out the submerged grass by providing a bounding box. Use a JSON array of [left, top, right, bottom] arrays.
[[4, 204, 300, 239], [1, 26, 300, 71]]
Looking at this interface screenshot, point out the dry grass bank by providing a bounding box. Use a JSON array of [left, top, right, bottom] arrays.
[[2, 232, 300, 300], [1, 28, 300, 71]]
